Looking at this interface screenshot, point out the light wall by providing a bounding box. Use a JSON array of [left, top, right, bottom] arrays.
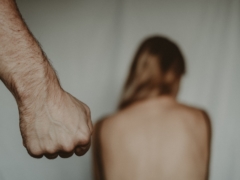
[[0, 0, 239, 179]]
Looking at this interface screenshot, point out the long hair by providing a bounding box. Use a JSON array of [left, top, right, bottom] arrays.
[[118, 36, 186, 110]]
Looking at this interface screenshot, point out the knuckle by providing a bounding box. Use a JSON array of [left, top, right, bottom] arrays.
[[82, 103, 91, 117], [44, 145, 57, 154], [85, 105, 91, 115], [88, 121, 93, 134], [45, 153, 58, 159], [75, 143, 91, 156], [76, 130, 91, 145], [28, 144, 42, 156], [61, 141, 74, 152]]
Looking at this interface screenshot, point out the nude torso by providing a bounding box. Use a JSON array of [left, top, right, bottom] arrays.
[[94, 97, 211, 180]]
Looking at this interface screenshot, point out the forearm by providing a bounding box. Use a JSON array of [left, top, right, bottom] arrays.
[[0, 0, 61, 105], [0, 0, 92, 159]]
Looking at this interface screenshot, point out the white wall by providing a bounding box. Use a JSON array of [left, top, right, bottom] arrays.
[[0, 0, 239, 179]]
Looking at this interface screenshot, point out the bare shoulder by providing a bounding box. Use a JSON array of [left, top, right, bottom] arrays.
[[94, 112, 125, 140], [171, 103, 211, 153], [173, 105, 211, 175], [93, 115, 113, 142], [175, 103, 211, 135], [147, 98, 212, 140], [92, 115, 115, 180], [93, 113, 120, 142]]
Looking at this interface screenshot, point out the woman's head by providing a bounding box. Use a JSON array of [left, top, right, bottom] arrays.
[[118, 36, 186, 110]]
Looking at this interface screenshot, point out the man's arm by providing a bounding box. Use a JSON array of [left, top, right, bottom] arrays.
[[0, 0, 93, 159]]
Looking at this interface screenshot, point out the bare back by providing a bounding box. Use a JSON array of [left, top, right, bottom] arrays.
[[93, 96, 211, 180]]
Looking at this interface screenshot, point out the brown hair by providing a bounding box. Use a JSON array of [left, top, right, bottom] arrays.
[[118, 36, 186, 110]]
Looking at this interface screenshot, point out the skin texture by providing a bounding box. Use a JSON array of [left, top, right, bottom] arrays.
[[93, 96, 211, 180], [0, 0, 93, 159]]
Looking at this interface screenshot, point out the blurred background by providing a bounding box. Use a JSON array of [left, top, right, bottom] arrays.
[[0, 0, 239, 179]]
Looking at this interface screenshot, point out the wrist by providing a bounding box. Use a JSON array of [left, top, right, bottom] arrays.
[[5, 59, 62, 107]]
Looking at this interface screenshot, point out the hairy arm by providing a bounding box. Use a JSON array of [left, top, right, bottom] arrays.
[[0, 0, 93, 159], [0, 0, 58, 105]]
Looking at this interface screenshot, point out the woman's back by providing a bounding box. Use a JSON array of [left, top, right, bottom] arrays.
[[93, 36, 211, 180], [93, 96, 211, 180]]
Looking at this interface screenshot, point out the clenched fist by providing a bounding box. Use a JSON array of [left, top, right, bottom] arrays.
[[19, 90, 93, 159], [0, 0, 93, 159]]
